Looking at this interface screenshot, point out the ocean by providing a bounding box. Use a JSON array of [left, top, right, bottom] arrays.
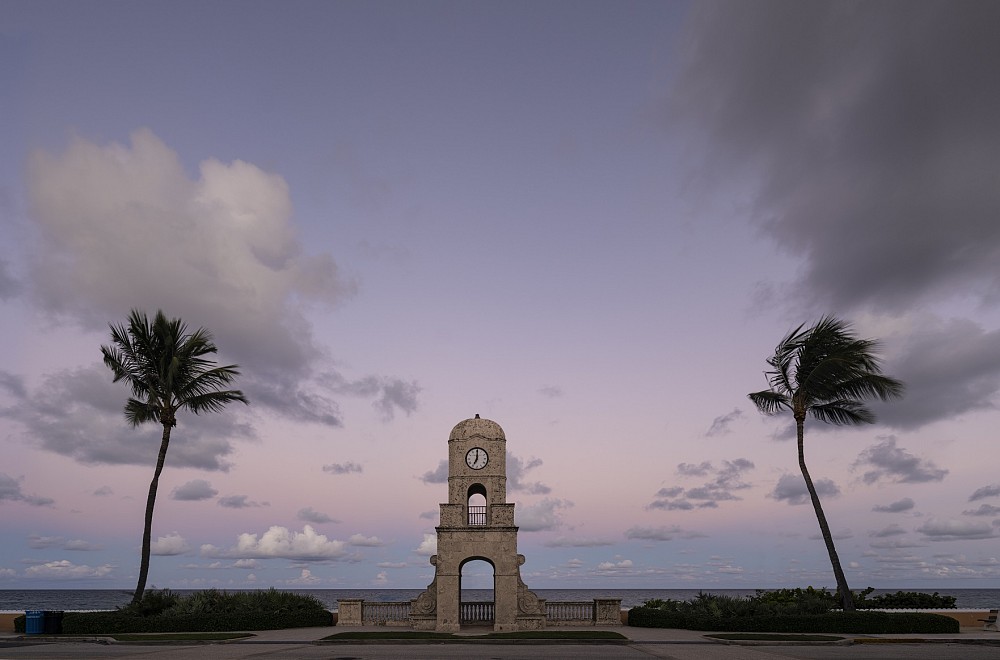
[[2, 588, 998, 612]]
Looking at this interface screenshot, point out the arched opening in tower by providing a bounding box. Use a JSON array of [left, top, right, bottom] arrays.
[[459, 557, 495, 626]]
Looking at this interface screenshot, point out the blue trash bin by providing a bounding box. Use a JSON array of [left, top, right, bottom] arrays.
[[25, 610, 44, 635]]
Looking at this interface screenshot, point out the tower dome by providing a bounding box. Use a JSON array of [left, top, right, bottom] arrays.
[[449, 414, 505, 441]]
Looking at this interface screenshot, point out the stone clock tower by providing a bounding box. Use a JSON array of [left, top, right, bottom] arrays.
[[411, 415, 545, 632]]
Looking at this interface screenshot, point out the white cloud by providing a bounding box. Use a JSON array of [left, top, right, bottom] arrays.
[[201, 525, 350, 561], [348, 534, 383, 547], [24, 560, 114, 579], [64, 539, 102, 551], [286, 568, 322, 585], [150, 532, 191, 556], [413, 534, 437, 556]]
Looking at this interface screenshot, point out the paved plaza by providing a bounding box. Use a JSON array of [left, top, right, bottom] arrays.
[[2, 625, 999, 660]]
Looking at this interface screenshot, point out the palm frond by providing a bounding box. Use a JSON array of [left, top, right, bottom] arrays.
[[748, 390, 789, 415]]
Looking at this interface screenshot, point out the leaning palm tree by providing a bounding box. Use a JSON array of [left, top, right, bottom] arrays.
[[102, 309, 248, 604], [748, 316, 903, 612]]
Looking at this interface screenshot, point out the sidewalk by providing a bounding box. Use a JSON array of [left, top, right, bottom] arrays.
[[3, 623, 998, 645]]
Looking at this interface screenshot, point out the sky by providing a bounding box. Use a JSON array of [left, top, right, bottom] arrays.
[[2, 0, 1000, 593]]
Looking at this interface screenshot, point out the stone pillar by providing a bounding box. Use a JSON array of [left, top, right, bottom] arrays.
[[337, 599, 363, 626], [594, 598, 623, 626]]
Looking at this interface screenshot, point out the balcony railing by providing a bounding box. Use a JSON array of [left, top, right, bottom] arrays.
[[468, 505, 487, 526]]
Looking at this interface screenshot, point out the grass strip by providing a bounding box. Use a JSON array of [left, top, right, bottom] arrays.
[[707, 633, 844, 642], [323, 630, 627, 641], [111, 633, 253, 642]]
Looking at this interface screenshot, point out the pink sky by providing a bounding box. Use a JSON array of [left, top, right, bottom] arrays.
[[2, 1, 1000, 592]]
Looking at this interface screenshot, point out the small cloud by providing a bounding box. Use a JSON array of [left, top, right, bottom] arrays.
[[24, 560, 114, 580], [507, 452, 550, 494], [0, 473, 54, 507], [297, 507, 339, 524], [217, 495, 269, 509], [677, 462, 713, 477], [27, 535, 63, 549], [286, 568, 322, 585], [872, 497, 915, 513], [770, 473, 840, 505], [538, 385, 563, 398], [543, 537, 615, 548], [373, 571, 389, 585], [870, 524, 907, 538], [651, 459, 754, 509], [348, 534, 383, 547], [92, 486, 113, 497], [64, 539, 103, 551], [969, 484, 1000, 501], [596, 559, 634, 572], [566, 558, 584, 567], [854, 437, 948, 484], [150, 532, 190, 556], [377, 562, 408, 569], [232, 559, 259, 569], [916, 518, 996, 541], [516, 498, 572, 532], [420, 460, 448, 484], [962, 504, 1000, 517], [414, 533, 437, 556], [171, 479, 218, 501], [705, 408, 743, 436], [625, 526, 680, 542], [322, 462, 363, 475], [418, 510, 437, 519]]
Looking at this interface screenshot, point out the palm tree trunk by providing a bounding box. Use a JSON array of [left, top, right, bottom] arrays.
[[797, 417, 855, 612], [133, 423, 171, 604]]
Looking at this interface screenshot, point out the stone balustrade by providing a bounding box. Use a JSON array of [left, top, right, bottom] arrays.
[[337, 597, 622, 627]]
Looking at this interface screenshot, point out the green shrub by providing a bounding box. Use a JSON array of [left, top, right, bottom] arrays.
[[627, 608, 958, 634], [16, 589, 332, 634], [854, 589, 957, 609]]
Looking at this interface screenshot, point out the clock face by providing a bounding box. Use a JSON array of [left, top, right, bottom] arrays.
[[465, 447, 488, 470]]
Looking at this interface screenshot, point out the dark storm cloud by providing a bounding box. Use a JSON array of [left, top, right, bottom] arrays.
[[873, 319, 1000, 429], [0, 363, 245, 471], [854, 437, 947, 484], [0, 259, 21, 299], [671, 1, 1000, 313]]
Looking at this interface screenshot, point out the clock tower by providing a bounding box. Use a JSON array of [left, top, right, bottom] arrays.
[[411, 415, 545, 631]]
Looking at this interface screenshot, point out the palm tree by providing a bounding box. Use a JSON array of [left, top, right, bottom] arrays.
[[748, 316, 903, 611], [102, 309, 248, 604]]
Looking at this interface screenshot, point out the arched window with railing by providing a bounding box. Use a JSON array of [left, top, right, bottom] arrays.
[[467, 483, 487, 526]]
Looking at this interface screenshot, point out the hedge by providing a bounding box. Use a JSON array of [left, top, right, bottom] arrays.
[[14, 609, 332, 634], [627, 607, 959, 634]]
